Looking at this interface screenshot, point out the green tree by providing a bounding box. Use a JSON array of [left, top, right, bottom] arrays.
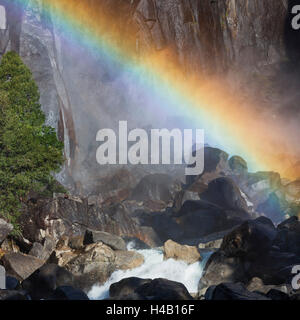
[[0, 51, 64, 232]]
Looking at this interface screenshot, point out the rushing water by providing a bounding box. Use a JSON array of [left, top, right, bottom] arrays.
[[88, 242, 211, 300]]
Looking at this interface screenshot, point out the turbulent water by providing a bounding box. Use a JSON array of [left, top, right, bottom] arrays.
[[88, 243, 211, 300]]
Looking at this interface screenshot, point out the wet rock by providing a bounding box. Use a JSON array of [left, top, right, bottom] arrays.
[[110, 277, 193, 300], [2, 252, 44, 281], [274, 228, 300, 257], [198, 251, 246, 295], [114, 251, 144, 270], [135, 278, 193, 300], [109, 277, 151, 300], [220, 217, 277, 258], [83, 230, 127, 251], [65, 243, 116, 291], [48, 286, 89, 300], [199, 177, 249, 215], [163, 240, 201, 264], [0, 219, 13, 244], [246, 250, 300, 285], [22, 264, 74, 300], [205, 283, 270, 300], [175, 200, 232, 239]]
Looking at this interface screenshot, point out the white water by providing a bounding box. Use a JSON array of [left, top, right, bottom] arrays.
[[88, 242, 210, 300]]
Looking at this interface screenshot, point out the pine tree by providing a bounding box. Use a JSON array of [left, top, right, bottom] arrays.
[[0, 51, 64, 232]]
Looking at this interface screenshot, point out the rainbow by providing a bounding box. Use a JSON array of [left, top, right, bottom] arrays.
[[10, 0, 299, 179]]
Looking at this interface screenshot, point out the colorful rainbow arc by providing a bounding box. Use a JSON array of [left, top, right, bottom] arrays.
[[9, 0, 298, 179]]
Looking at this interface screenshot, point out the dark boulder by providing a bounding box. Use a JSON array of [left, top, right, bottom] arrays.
[[277, 215, 300, 232], [274, 228, 300, 256], [220, 217, 277, 258], [135, 278, 193, 300], [177, 207, 227, 239], [110, 277, 193, 300], [109, 277, 152, 299], [246, 250, 300, 285], [22, 264, 74, 300], [176, 200, 242, 239], [132, 210, 183, 243], [48, 286, 89, 300], [199, 177, 249, 215], [205, 282, 269, 300], [130, 174, 180, 204], [266, 289, 290, 300]]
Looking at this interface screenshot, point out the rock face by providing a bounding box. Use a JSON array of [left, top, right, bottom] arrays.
[[20, 196, 154, 247], [163, 240, 201, 264]]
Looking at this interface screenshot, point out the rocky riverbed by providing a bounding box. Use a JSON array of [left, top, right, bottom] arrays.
[[0, 146, 300, 300]]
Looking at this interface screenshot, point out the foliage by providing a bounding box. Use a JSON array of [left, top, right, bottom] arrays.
[[0, 51, 64, 232]]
